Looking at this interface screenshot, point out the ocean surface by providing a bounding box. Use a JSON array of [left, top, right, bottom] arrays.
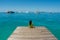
[[0, 12, 60, 40]]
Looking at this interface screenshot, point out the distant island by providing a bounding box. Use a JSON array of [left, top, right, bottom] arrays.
[[7, 11, 15, 13]]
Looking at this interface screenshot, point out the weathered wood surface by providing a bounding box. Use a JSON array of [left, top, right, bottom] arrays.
[[8, 26, 57, 40]]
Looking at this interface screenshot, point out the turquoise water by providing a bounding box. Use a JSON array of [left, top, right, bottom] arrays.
[[0, 12, 60, 40]]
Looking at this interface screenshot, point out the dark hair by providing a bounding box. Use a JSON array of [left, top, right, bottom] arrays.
[[29, 20, 32, 25]]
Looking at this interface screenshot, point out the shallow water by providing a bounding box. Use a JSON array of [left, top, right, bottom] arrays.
[[0, 12, 60, 40]]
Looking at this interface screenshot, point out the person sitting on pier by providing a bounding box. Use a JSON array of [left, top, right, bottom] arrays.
[[29, 20, 34, 28]]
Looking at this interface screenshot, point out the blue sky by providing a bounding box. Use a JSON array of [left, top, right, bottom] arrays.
[[0, 0, 60, 12]]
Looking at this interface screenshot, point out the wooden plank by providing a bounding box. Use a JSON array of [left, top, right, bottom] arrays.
[[8, 26, 57, 40]]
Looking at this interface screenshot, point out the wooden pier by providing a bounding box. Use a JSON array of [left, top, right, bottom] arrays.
[[8, 26, 57, 40]]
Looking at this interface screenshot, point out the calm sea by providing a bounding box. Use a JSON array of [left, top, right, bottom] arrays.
[[0, 12, 60, 40]]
